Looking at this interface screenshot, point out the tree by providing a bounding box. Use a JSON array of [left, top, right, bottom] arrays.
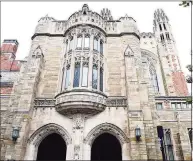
[[179, 0, 193, 7]]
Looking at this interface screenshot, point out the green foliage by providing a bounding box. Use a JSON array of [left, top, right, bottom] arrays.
[[179, 0, 193, 7], [186, 97, 192, 103]]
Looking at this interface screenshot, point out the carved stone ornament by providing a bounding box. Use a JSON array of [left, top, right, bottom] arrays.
[[74, 145, 80, 160], [124, 44, 134, 57], [73, 114, 85, 130], [34, 98, 55, 108], [84, 123, 129, 145], [32, 46, 44, 58], [28, 123, 72, 146]]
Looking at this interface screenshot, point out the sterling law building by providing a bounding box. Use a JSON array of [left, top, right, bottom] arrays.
[[1, 4, 192, 161]]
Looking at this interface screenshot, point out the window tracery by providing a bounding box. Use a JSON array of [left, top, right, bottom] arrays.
[[149, 64, 159, 93]]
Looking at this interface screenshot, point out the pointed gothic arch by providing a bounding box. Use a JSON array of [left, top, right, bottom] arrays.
[[28, 123, 72, 147], [84, 123, 129, 146]]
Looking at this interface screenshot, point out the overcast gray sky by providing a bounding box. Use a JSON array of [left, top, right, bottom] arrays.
[[1, 2, 192, 91]]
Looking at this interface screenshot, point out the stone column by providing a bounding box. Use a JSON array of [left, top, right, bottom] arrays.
[[72, 114, 85, 160], [24, 143, 36, 160], [122, 143, 131, 160], [66, 144, 74, 160], [83, 143, 91, 160]]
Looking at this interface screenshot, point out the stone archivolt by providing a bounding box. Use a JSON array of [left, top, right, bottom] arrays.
[[28, 123, 72, 146], [84, 123, 129, 145]]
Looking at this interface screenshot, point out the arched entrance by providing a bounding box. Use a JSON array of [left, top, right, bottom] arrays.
[[36, 133, 66, 161], [91, 133, 122, 160]]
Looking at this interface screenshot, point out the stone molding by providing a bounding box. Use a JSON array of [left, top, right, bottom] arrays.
[[106, 97, 127, 107], [34, 98, 55, 108], [84, 123, 129, 145], [28, 123, 72, 146], [34, 96, 128, 109]]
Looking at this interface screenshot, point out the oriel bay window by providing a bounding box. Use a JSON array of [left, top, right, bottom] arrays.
[[73, 62, 81, 87], [92, 64, 98, 89]]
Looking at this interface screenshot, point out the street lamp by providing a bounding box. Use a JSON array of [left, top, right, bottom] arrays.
[[12, 127, 20, 143], [135, 126, 141, 141]]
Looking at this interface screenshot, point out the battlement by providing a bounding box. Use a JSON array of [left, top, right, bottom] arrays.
[[140, 32, 155, 39]]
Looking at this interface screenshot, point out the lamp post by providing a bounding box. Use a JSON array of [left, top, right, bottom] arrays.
[[12, 126, 20, 143], [135, 126, 141, 141]]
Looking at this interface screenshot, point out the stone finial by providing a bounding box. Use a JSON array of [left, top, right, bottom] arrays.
[[101, 8, 113, 21], [82, 4, 89, 14], [154, 8, 169, 22], [32, 46, 44, 58]]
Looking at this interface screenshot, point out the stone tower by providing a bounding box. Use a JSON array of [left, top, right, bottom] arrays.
[[153, 9, 189, 96]]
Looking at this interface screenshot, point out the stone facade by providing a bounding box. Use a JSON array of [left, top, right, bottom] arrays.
[[0, 4, 192, 161]]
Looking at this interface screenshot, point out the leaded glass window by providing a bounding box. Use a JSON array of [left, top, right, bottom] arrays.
[[82, 63, 89, 87], [163, 23, 167, 30], [171, 103, 176, 109], [100, 40, 103, 54], [77, 35, 82, 48], [84, 35, 90, 48], [156, 103, 163, 110], [65, 65, 70, 89], [181, 102, 187, 109], [164, 129, 174, 161], [73, 62, 80, 87], [94, 37, 98, 51], [149, 65, 159, 93], [176, 103, 181, 109], [159, 24, 162, 31], [100, 67, 103, 91], [92, 65, 98, 89]]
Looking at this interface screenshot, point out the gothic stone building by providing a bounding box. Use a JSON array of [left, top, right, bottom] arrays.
[[1, 4, 192, 161]]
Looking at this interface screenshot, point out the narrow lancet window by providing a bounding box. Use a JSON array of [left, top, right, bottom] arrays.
[[94, 37, 98, 51], [82, 62, 89, 87], [100, 40, 103, 54], [100, 67, 103, 91], [77, 35, 82, 48], [65, 65, 70, 89], [84, 35, 90, 48], [73, 62, 80, 87], [92, 65, 98, 89]]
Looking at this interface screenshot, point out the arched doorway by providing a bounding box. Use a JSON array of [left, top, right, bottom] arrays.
[[91, 133, 122, 160], [36, 133, 67, 161]]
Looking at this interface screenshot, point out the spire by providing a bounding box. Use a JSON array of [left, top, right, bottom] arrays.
[[154, 8, 169, 23], [101, 8, 113, 21]]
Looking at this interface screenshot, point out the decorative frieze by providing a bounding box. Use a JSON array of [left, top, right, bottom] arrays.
[[106, 97, 127, 107], [34, 98, 55, 108]]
